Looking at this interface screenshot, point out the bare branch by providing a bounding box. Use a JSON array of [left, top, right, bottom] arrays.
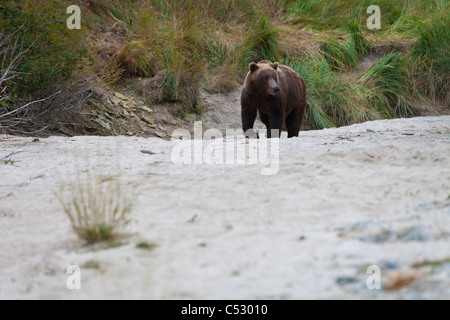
[[7, 125, 49, 135], [0, 149, 24, 161], [0, 90, 61, 119]]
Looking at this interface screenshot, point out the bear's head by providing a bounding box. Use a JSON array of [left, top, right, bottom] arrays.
[[245, 61, 280, 96]]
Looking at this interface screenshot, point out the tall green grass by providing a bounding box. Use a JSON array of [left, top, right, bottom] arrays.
[[320, 22, 368, 71], [241, 16, 283, 65], [282, 0, 414, 31], [285, 49, 414, 129], [409, 13, 450, 103], [359, 52, 412, 117], [285, 53, 377, 129]]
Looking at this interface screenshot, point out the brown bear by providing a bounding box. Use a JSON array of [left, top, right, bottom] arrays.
[[241, 60, 307, 138]]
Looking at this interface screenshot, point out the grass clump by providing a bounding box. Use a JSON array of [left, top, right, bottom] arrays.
[[241, 16, 283, 65], [409, 14, 450, 104], [320, 22, 368, 71], [359, 52, 413, 117], [136, 241, 156, 250], [82, 260, 101, 269], [57, 171, 134, 245], [286, 52, 377, 129]]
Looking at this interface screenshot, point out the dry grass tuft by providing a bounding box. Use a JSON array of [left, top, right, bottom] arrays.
[[57, 171, 134, 244]]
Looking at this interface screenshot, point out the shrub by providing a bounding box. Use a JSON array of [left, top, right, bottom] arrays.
[[0, 0, 88, 96]]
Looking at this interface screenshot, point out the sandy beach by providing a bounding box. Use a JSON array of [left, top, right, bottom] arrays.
[[0, 115, 449, 299]]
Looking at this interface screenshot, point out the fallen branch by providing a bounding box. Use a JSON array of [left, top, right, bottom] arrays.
[[0, 149, 24, 161], [0, 90, 61, 119]]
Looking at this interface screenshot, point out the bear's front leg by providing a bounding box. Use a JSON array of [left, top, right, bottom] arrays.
[[269, 105, 283, 138], [241, 108, 258, 138]]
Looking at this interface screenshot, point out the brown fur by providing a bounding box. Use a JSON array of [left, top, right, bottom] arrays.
[[241, 60, 307, 138]]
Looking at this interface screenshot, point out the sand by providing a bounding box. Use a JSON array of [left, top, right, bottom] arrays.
[[0, 115, 449, 299]]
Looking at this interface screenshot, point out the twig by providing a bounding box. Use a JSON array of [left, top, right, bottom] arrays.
[[0, 90, 61, 119], [8, 125, 49, 135], [0, 149, 24, 161]]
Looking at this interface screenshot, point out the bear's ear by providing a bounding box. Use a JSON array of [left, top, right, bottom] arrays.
[[271, 62, 279, 70], [249, 62, 259, 72]]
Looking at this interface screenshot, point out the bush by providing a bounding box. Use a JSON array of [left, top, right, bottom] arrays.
[[0, 0, 88, 96]]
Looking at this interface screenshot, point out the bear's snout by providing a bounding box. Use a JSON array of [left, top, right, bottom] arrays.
[[273, 86, 280, 93]]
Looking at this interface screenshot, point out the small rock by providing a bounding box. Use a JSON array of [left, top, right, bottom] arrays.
[[336, 276, 358, 286], [187, 214, 198, 223], [364, 151, 375, 158], [359, 227, 429, 243], [184, 113, 196, 122], [114, 92, 127, 100], [32, 138, 40, 143], [141, 113, 153, 124], [366, 129, 375, 133], [155, 131, 166, 138], [126, 100, 137, 109], [140, 150, 156, 155], [383, 261, 401, 270], [297, 235, 306, 241], [139, 106, 154, 113], [384, 269, 420, 290], [110, 97, 121, 105]]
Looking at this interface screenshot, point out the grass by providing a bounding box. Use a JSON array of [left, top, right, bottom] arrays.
[[3, 159, 15, 165], [136, 241, 156, 250], [409, 13, 450, 104], [57, 171, 134, 245], [82, 260, 101, 269], [320, 22, 368, 71], [285, 51, 379, 129], [413, 257, 450, 269], [358, 52, 413, 117], [285, 48, 415, 129], [241, 15, 283, 65]]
